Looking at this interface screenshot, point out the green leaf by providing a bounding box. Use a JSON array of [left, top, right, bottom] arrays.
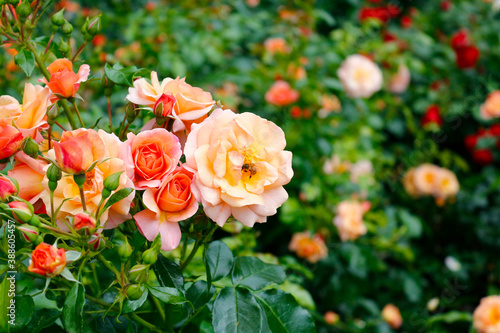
[[212, 287, 263, 333], [153, 254, 184, 291], [147, 285, 189, 305], [14, 50, 35, 77], [231, 257, 286, 290], [0, 275, 11, 332], [205, 241, 234, 281], [11, 295, 34, 329], [255, 289, 316, 333], [104, 63, 146, 86], [103, 188, 134, 211], [186, 280, 216, 310], [62, 283, 86, 333], [398, 209, 423, 238], [130, 229, 147, 258], [123, 289, 148, 314], [26, 309, 61, 333], [403, 275, 422, 303], [428, 311, 473, 325]]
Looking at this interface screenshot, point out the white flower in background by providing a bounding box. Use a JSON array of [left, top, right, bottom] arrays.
[[350, 160, 374, 184], [337, 54, 383, 98], [323, 154, 351, 175], [445, 256, 462, 272], [388, 64, 411, 94]]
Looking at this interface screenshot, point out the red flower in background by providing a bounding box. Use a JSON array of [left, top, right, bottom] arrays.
[[421, 105, 443, 128], [473, 149, 493, 166], [465, 125, 500, 166], [359, 6, 401, 24], [451, 30, 470, 49], [455, 45, 480, 69], [441, 1, 451, 11], [401, 16, 412, 28]]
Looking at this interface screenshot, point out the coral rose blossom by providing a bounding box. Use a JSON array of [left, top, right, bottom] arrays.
[[0, 121, 23, 160], [0, 174, 17, 200], [134, 167, 198, 251], [382, 304, 403, 329], [338, 55, 383, 98], [264, 37, 289, 54], [126, 72, 215, 132], [473, 295, 500, 333], [120, 128, 182, 189], [184, 109, 293, 227], [0, 83, 51, 141], [8, 152, 46, 203], [265, 80, 299, 106], [28, 243, 66, 277], [53, 129, 98, 174], [480, 91, 500, 120], [41, 129, 135, 229], [40, 58, 90, 99], [288, 232, 328, 263], [334, 200, 367, 242]]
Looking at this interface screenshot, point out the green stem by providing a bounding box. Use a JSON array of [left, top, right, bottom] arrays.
[[79, 186, 87, 211], [107, 97, 113, 132], [96, 253, 121, 280], [129, 313, 166, 333], [151, 295, 166, 324], [179, 238, 202, 271], [71, 100, 85, 127], [38, 223, 77, 240], [59, 100, 78, 130]]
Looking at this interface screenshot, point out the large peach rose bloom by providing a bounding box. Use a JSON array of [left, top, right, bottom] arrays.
[[40, 129, 135, 229], [126, 72, 215, 132], [0, 83, 51, 141], [337, 54, 383, 98], [8, 152, 46, 204], [184, 108, 293, 227], [473, 295, 500, 333]]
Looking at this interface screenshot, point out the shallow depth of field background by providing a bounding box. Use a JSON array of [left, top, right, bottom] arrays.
[[2, 0, 500, 332]]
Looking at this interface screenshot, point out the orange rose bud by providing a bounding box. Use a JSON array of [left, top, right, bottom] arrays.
[[8, 201, 33, 223], [88, 233, 105, 251], [0, 122, 23, 160], [154, 93, 176, 118], [73, 212, 96, 234], [0, 175, 18, 200], [17, 225, 39, 243], [382, 304, 403, 329], [28, 243, 66, 277], [39, 58, 90, 99], [53, 132, 94, 174]]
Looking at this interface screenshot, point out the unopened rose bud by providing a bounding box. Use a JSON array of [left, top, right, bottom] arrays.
[[117, 238, 133, 262], [7, 201, 33, 223], [324, 311, 339, 325], [154, 94, 176, 118], [73, 212, 96, 235], [103, 171, 122, 192], [47, 164, 62, 183], [52, 9, 65, 26], [22, 137, 39, 158], [16, 1, 31, 20], [61, 20, 73, 36], [126, 284, 146, 300], [29, 215, 41, 227], [128, 264, 149, 283], [126, 105, 138, 124], [87, 16, 101, 35], [142, 248, 158, 265], [18, 225, 39, 243], [0, 175, 18, 200], [59, 38, 70, 55], [88, 233, 105, 251]]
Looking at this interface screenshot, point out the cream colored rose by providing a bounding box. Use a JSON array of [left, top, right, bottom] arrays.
[[473, 295, 500, 333], [405, 164, 459, 201], [337, 54, 383, 98], [480, 91, 500, 120], [184, 108, 293, 227], [333, 200, 367, 242], [388, 64, 411, 94]]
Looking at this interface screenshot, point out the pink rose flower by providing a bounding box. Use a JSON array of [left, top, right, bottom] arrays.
[[184, 108, 293, 227], [337, 54, 383, 98], [265, 80, 299, 106]]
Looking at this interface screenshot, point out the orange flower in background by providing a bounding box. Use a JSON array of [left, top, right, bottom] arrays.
[[265, 80, 299, 106], [40, 58, 90, 99], [289, 232, 328, 263], [382, 304, 403, 329], [264, 37, 289, 54], [0, 121, 23, 160], [126, 72, 215, 132], [404, 164, 459, 203], [28, 243, 66, 277], [333, 200, 367, 242], [0, 83, 52, 141], [473, 295, 500, 333], [41, 129, 135, 229], [120, 128, 182, 189], [184, 109, 293, 227], [480, 91, 500, 120], [134, 167, 198, 251]]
